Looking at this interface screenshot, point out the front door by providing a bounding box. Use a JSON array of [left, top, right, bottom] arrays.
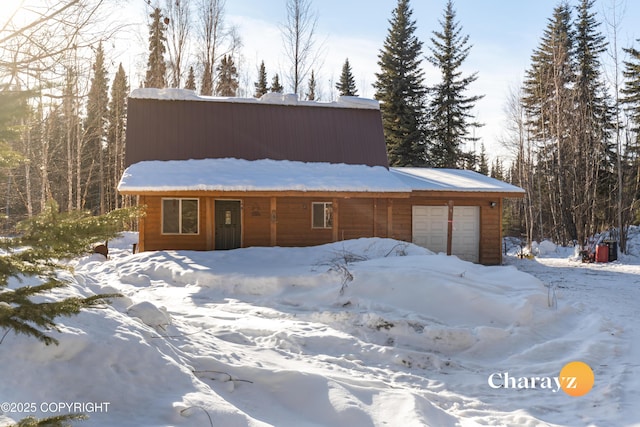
[[215, 200, 241, 250]]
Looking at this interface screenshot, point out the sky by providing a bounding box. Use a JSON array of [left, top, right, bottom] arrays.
[[214, 0, 640, 161]]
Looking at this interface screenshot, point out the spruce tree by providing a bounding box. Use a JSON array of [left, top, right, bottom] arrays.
[[478, 143, 489, 175], [623, 43, 640, 132], [254, 61, 269, 98], [623, 43, 640, 125], [373, 0, 427, 166], [200, 62, 213, 96], [336, 58, 358, 96], [523, 4, 574, 141], [84, 42, 109, 214], [490, 157, 504, 180], [523, 4, 576, 243], [106, 64, 128, 211], [270, 73, 284, 93], [427, 0, 483, 168], [306, 70, 317, 100], [573, 0, 614, 242], [144, 7, 168, 89], [0, 90, 28, 174], [0, 201, 138, 347], [185, 66, 197, 91], [10, 413, 88, 427], [215, 54, 238, 96]]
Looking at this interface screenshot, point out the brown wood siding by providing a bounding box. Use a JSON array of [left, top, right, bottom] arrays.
[[375, 198, 389, 238], [275, 197, 333, 246], [141, 196, 208, 251], [389, 198, 414, 242], [338, 199, 375, 240], [243, 197, 271, 247], [479, 203, 502, 265], [126, 98, 389, 168]]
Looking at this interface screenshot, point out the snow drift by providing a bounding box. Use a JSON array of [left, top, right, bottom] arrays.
[[0, 234, 631, 426]]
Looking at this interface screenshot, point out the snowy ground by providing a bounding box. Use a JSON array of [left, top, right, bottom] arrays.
[[1, 232, 639, 426]]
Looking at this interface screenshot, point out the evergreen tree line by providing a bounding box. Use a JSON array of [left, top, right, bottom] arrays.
[[373, 0, 484, 169], [501, 0, 640, 252]]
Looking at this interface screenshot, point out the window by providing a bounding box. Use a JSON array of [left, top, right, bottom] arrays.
[[162, 198, 199, 234], [312, 202, 333, 229]]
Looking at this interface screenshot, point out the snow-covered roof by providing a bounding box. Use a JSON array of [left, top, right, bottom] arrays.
[[391, 167, 525, 193], [118, 158, 409, 193], [129, 88, 380, 110], [118, 158, 525, 195]]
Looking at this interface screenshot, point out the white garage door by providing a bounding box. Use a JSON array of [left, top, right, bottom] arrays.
[[451, 206, 480, 263], [412, 206, 480, 263], [412, 206, 448, 254]]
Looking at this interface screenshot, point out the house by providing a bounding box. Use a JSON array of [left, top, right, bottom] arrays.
[[118, 88, 524, 265]]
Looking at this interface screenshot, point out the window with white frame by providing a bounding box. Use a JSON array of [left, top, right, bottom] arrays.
[[312, 202, 333, 229], [162, 198, 199, 234]]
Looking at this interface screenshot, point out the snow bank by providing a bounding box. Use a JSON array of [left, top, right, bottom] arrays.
[[0, 234, 628, 426]]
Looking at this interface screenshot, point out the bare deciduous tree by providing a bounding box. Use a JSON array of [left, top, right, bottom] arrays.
[[165, 0, 191, 88], [198, 0, 225, 95], [0, 0, 109, 86], [280, 0, 321, 94]]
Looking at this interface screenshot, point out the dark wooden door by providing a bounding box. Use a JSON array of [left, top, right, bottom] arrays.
[[215, 201, 241, 250]]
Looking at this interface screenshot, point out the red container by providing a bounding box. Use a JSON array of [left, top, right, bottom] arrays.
[[595, 244, 609, 263]]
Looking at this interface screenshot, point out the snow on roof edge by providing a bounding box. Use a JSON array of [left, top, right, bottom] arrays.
[[129, 88, 380, 110], [118, 158, 407, 193], [118, 158, 525, 195], [391, 167, 525, 193]]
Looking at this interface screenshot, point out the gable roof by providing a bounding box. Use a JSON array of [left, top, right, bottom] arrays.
[[118, 158, 525, 196], [124, 88, 389, 168]]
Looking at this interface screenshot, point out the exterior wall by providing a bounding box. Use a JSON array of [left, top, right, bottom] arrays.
[[275, 197, 333, 247], [242, 197, 271, 247], [136, 192, 505, 265], [339, 199, 374, 240]]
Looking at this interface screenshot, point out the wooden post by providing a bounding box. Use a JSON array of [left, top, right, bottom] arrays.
[[206, 198, 214, 250], [373, 199, 378, 237], [447, 200, 454, 256], [387, 199, 393, 238], [270, 197, 277, 246], [138, 195, 145, 252], [332, 198, 339, 242]]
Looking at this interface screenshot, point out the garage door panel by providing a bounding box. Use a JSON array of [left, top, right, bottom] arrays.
[[451, 206, 479, 263], [412, 205, 479, 263], [412, 206, 447, 254]]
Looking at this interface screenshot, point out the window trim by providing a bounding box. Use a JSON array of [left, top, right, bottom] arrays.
[[311, 201, 333, 229], [161, 198, 200, 235]]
